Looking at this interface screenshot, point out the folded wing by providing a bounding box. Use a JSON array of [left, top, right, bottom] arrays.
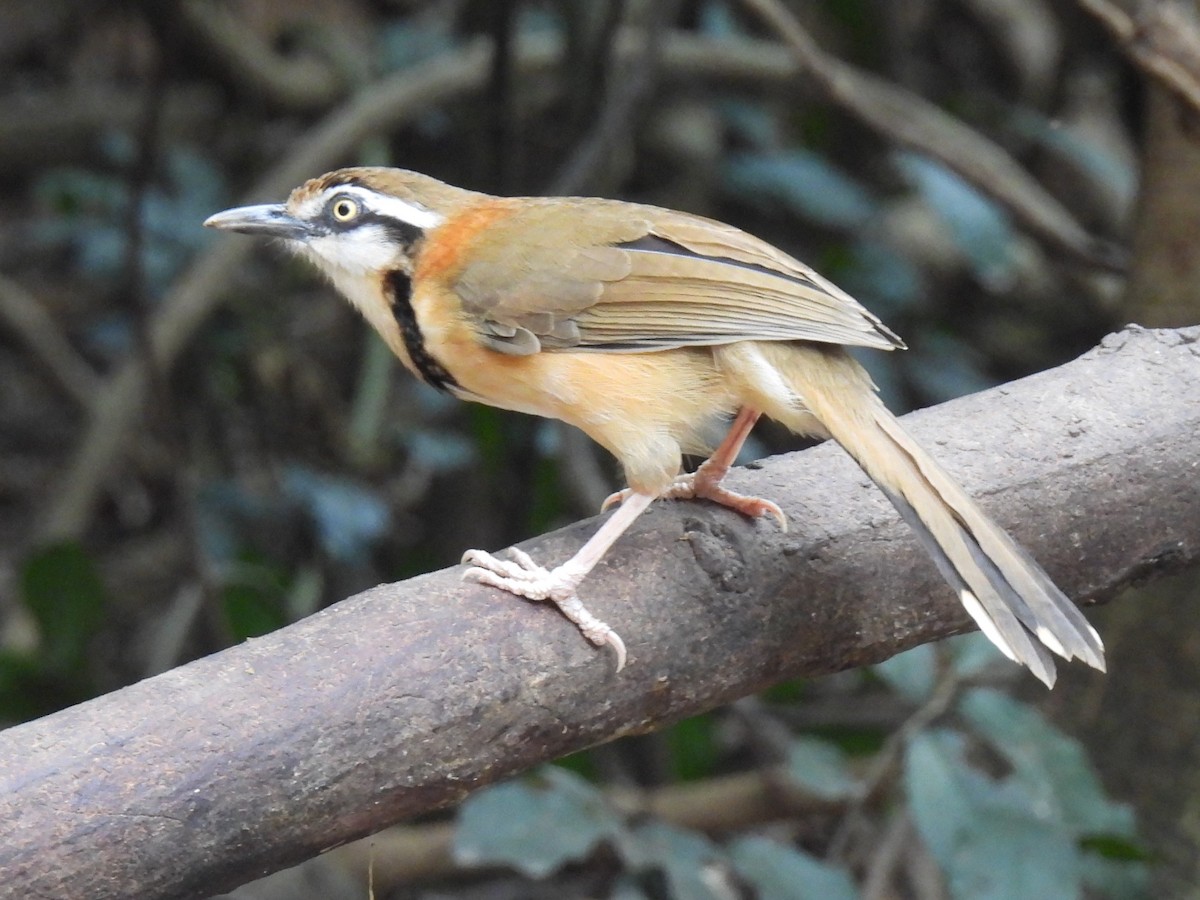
[[452, 199, 903, 356]]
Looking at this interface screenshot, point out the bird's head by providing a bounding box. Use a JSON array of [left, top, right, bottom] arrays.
[[204, 167, 480, 280]]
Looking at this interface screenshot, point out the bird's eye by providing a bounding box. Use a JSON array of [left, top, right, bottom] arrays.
[[330, 196, 360, 222]]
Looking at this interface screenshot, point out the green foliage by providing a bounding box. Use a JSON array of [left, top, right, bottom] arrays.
[[0, 1, 1153, 894], [403, 428, 478, 473], [280, 467, 391, 565], [783, 735, 861, 801], [195, 466, 394, 640], [455, 766, 861, 899], [19, 542, 107, 676], [664, 712, 718, 782], [450, 640, 1146, 898], [729, 836, 860, 900], [468, 404, 511, 480], [897, 153, 1018, 288], [892, 657, 1146, 900], [759, 678, 806, 704], [838, 238, 925, 320], [906, 728, 1083, 900], [377, 19, 458, 72], [1008, 107, 1137, 207], [0, 653, 61, 723], [222, 580, 287, 641], [528, 425, 568, 534], [959, 688, 1135, 839], [617, 821, 728, 900], [0, 543, 108, 719], [33, 143, 227, 298], [872, 641, 937, 703], [723, 150, 877, 230], [454, 767, 625, 877]]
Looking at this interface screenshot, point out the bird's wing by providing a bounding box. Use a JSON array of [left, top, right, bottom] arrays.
[[452, 199, 903, 356]]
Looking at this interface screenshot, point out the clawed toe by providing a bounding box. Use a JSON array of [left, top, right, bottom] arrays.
[[461, 546, 627, 669], [462, 547, 549, 584], [603, 629, 627, 672], [720, 492, 787, 531], [606, 475, 787, 531], [600, 488, 632, 513]]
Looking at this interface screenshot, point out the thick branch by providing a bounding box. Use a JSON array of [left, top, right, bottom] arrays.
[[3, 326, 1198, 899]]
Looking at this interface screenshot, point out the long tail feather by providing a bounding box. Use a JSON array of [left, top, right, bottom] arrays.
[[757, 344, 1105, 686]]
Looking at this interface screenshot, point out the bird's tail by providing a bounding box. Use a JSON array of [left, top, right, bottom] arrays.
[[726, 342, 1105, 687]]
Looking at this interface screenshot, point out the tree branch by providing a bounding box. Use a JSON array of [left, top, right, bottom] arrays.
[[1077, 0, 1200, 116], [0, 273, 99, 408], [168, 0, 347, 113], [2, 326, 1197, 898], [739, 0, 1125, 272]]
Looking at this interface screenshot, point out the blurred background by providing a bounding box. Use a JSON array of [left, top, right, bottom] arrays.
[[0, 0, 1193, 897]]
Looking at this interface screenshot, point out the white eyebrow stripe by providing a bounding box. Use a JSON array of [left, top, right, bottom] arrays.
[[338, 186, 445, 229]]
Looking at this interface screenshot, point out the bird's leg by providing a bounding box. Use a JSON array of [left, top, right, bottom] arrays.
[[603, 407, 787, 529], [462, 489, 656, 671]]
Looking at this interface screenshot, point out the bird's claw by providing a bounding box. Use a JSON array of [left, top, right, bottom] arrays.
[[600, 488, 630, 513], [461, 547, 627, 671], [603, 475, 788, 531], [711, 490, 787, 531], [462, 547, 554, 596]]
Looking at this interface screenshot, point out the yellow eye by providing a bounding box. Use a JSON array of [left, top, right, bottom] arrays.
[[330, 197, 359, 222]]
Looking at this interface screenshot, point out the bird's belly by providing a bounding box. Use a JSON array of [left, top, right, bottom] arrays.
[[440, 338, 739, 491], [409, 287, 737, 490], [456, 345, 733, 433]]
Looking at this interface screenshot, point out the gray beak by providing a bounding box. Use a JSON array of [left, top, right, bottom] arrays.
[[203, 203, 310, 240]]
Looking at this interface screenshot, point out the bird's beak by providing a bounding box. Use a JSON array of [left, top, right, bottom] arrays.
[[204, 203, 310, 240]]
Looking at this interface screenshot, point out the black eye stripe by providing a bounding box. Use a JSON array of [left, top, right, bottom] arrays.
[[328, 208, 423, 247], [373, 215, 424, 247], [319, 195, 424, 247]]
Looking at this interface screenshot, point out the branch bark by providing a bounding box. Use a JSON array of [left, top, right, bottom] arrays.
[[2, 326, 1198, 899]]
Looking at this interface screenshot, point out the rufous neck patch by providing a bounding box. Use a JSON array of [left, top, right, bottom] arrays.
[[415, 199, 515, 282]]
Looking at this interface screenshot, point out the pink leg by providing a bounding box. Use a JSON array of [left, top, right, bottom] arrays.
[[692, 406, 763, 490], [462, 490, 656, 671], [603, 408, 787, 529]]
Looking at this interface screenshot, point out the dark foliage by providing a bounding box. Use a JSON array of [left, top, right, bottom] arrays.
[[0, 1, 1152, 897]]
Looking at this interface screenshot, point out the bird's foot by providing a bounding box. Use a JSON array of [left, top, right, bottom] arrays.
[[461, 547, 627, 671], [602, 474, 787, 531]]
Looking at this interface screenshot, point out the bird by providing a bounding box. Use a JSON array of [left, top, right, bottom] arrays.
[[204, 166, 1105, 686]]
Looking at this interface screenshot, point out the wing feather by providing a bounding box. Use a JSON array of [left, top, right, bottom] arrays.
[[451, 198, 902, 355]]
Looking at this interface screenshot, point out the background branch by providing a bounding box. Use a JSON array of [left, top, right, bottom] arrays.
[[3, 326, 1196, 900], [0, 273, 99, 407], [1077, 0, 1200, 114], [157, 0, 348, 112], [739, 0, 1125, 271]]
